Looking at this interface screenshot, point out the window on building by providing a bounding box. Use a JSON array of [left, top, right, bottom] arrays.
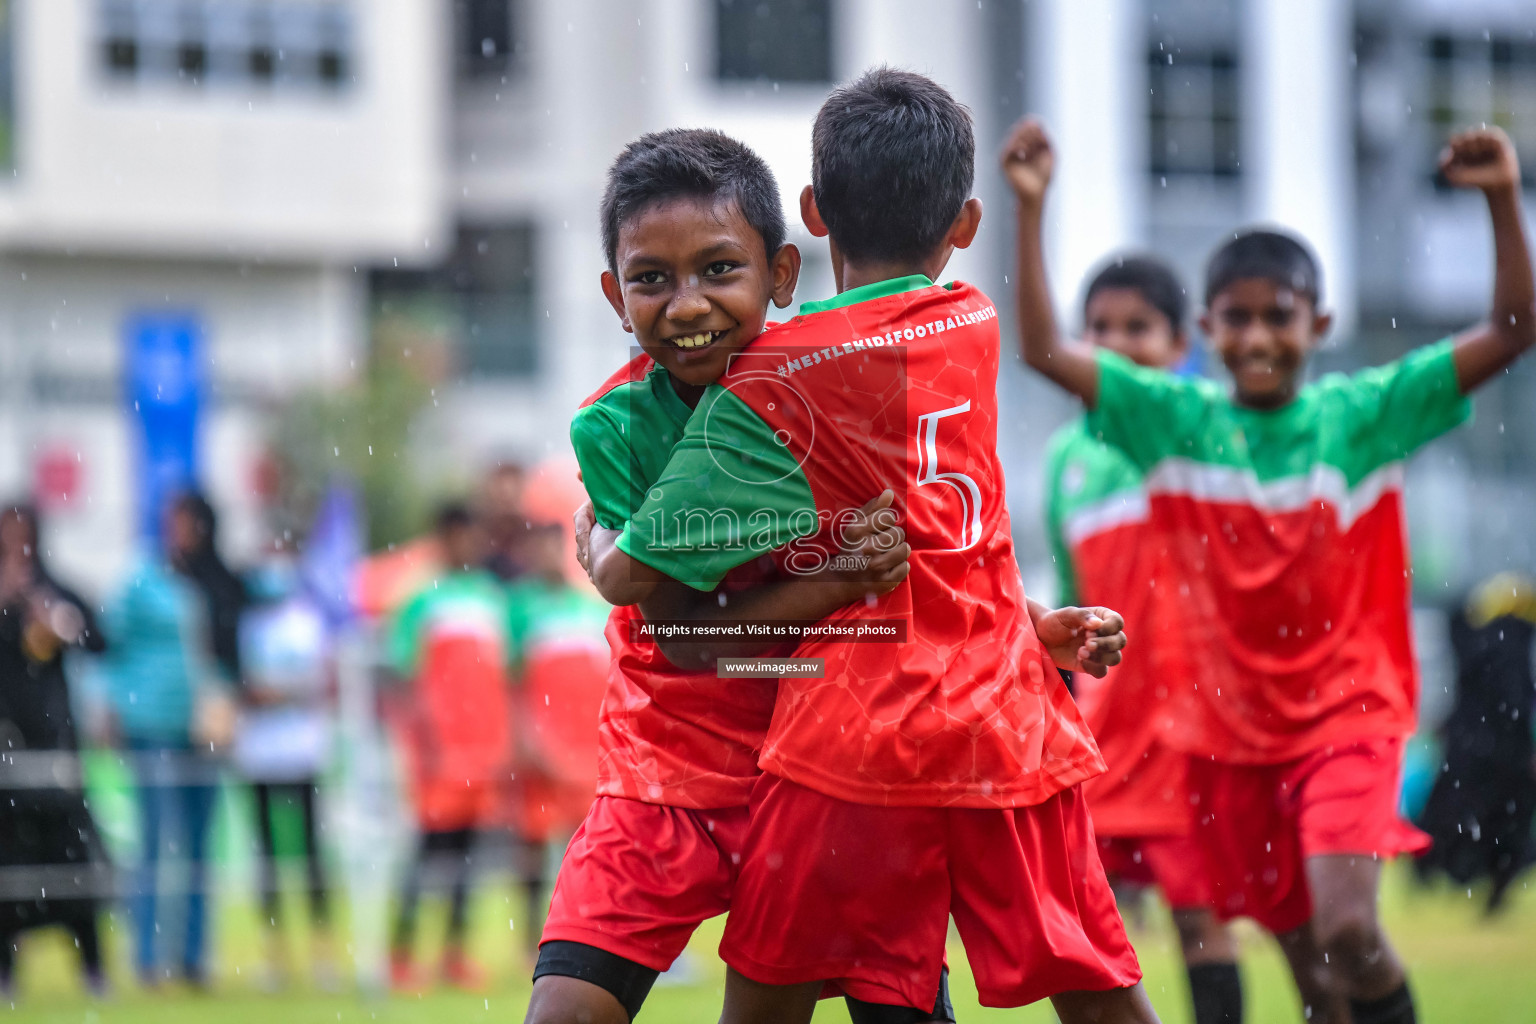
[[1147, 42, 1241, 179], [370, 225, 540, 379], [95, 0, 354, 93], [454, 0, 521, 80], [715, 0, 832, 85], [1425, 33, 1536, 189], [0, 1, 11, 173]]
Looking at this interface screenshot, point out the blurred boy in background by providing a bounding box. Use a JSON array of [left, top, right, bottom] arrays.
[[1009, 115, 1535, 1024], [1042, 256, 1242, 1024], [505, 465, 609, 966], [385, 503, 513, 992]]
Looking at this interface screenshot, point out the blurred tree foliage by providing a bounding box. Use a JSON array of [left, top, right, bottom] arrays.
[[267, 303, 453, 551]]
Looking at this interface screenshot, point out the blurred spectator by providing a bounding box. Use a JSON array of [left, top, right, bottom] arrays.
[[98, 494, 231, 988], [171, 494, 248, 688], [384, 503, 513, 992], [232, 535, 337, 991], [479, 461, 528, 583], [504, 513, 608, 964], [1416, 573, 1536, 913], [0, 503, 110, 999]]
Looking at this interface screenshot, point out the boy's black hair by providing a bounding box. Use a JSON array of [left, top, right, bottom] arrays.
[[1083, 254, 1188, 332], [435, 501, 475, 535], [1204, 228, 1323, 308], [600, 128, 786, 273], [811, 67, 975, 265]]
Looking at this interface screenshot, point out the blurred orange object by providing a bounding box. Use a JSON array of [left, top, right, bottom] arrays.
[[353, 536, 440, 619]]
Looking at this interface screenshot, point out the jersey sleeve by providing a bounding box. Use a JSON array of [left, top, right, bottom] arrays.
[[616, 384, 818, 591], [1042, 430, 1079, 607], [570, 401, 647, 529], [1087, 349, 1213, 470], [385, 592, 426, 678], [1340, 338, 1472, 461]]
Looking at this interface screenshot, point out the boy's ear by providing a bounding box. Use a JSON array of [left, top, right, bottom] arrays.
[[1172, 328, 1191, 354], [771, 243, 803, 309], [800, 186, 829, 238], [946, 198, 984, 250], [1198, 310, 1214, 343], [1311, 308, 1334, 344], [599, 270, 632, 331]]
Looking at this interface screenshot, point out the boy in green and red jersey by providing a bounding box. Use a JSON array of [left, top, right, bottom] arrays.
[[526, 129, 939, 1024], [1007, 116, 1536, 1024], [504, 518, 610, 964], [591, 70, 1156, 1024], [386, 503, 512, 991], [1043, 255, 1244, 1024]]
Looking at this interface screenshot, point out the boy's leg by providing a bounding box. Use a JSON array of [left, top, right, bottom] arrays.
[[1296, 739, 1427, 1024], [129, 750, 166, 982], [253, 783, 282, 928], [180, 770, 217, 985], [1275, 923, 1349, 1024], [1049, 984, 1161, 1024], [717, 775, 951, 1015], [946, 789, 1146, 1014], [296, 781, 331, 927], [1306, 856, 1415, 1023], [1171, 910, 1241, 1024], [527, 798, 749, 1023], [442, 827, 476, 948], [1139, 835, 1242, 1024], [391, 832, 429, 957], [720, 968, 822, 1024]]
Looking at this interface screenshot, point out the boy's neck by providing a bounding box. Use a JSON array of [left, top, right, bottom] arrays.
[[837, 256, 946, 294], [668, 373, 707, 409]]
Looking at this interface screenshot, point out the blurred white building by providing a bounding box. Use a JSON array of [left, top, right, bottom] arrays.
[[0, 0, 1532, 598]]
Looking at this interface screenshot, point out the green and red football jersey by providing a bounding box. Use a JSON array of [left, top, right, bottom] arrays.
[[618, 276, 1105, 809], [1044, 419, 1193, 837], [570, 356, 777, 809], [386, 569, 514, 788], [1087, 341, 1472, 764]]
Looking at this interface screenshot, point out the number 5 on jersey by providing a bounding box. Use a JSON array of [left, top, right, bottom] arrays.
[[916, 401, 983, 551]]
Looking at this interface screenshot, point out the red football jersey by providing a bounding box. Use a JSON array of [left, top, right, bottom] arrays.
[[572, 355, 779, 809], [619, 276, 1105, 808]]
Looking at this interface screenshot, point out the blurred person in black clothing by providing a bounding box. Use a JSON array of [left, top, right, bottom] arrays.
[[169, 493, 247, 688], [1416, 573, 1536, 912], [0, 503, 110, 999]]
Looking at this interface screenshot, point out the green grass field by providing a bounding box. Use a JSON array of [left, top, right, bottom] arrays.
[[3, 863, 1532, 1023]]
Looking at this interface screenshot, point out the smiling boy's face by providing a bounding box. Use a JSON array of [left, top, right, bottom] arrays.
[[1201, 277, 1332, 409], [602, 195, 799, 397], [1083, 287, 1187, 370]]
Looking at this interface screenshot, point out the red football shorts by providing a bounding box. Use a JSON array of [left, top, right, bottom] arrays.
[[540, 796, 747, 971], [1096, 833, 1215, 911], [719, 773, 1142, 1010], [1190, 736, 1431, 935]]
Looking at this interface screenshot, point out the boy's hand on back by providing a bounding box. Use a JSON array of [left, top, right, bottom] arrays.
[[573, 500, 597, 580], [1034, 606, 1127, 679], [827, 490, 911, 602], [1001, 118, 1056, 208], [1440, 126, 1522, 195]]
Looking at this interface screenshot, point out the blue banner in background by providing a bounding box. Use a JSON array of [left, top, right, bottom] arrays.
[[126, 312, 204, 540]]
